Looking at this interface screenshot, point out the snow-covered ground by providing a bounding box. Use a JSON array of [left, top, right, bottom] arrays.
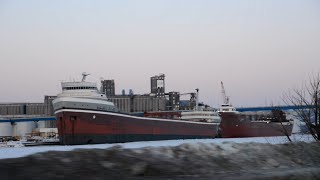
[[0, 134, 315, 160]]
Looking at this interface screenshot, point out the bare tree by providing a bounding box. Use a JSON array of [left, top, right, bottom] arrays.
[[273, 108, 293, 142], [283, 73, 320, 141]]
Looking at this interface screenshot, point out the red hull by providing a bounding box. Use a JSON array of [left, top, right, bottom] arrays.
[[219, 112, 294, 138], [55, 109, 219, 145]]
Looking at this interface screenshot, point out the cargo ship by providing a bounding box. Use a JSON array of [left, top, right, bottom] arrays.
[[52, 73, 220, 145], [218, 108, 294, 138], [218, 82, 294, 138]]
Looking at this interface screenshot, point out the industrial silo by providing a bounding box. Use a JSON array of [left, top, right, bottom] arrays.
[[12, 121, 37, 137], [0, 122, 13, 137]]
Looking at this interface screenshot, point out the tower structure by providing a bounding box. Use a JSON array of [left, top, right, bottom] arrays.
[[168, 92, 180, 111], [101, 80, 115, 97], [150, 74, 165, 97]]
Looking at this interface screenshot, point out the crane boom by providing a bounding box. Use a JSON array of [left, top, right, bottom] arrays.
[[221, 81, 229, 104]]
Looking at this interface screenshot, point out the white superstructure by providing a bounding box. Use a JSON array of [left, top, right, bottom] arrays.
[[181, 110, 221, 123], [181, 89, 221, 123], [52, 73, 118, 113], [218, 104, 237, 113]]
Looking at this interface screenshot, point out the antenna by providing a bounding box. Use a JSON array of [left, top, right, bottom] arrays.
[[82, 72, 90, 82]]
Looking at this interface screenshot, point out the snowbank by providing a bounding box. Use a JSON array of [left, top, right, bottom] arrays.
[[0, 138, 319, 179], [0, 134, 315, 160]]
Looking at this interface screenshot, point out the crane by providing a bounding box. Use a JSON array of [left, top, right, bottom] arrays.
[[221, 81, 229, 104], [180, 91, 197, 102], [180, 89, 199, 110]]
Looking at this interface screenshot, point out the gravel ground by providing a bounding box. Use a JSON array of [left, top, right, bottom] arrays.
[[0, 142, 319, 180]]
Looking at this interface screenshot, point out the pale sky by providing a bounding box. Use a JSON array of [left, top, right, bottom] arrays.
[[0, 0, 319, 107]]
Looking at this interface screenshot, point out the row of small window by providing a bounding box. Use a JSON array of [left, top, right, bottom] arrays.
[[63, 87, 97, 90]]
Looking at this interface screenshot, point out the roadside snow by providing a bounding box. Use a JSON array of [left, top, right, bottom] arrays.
[[0, 134, 314, 160]]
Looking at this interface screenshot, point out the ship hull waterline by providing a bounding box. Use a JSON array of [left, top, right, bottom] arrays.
[[55, 109, 220, 145], [219, 112, 294, 138]]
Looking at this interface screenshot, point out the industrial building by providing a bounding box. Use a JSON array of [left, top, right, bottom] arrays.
[[101, 75, 169, 113], [151, 74, 165, 97], [100, 74, 196, 113], [100, 79, 115, 96], [0, 96, 57, 138], [108, 95, 166, 113], [0, 96, 56, 116], [167, 92, 180, 111]]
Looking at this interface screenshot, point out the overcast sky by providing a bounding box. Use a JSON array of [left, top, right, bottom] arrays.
[[0, 0, 319, 107]]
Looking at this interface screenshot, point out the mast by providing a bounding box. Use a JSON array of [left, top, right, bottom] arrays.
[[82, 72, 90, 82]]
